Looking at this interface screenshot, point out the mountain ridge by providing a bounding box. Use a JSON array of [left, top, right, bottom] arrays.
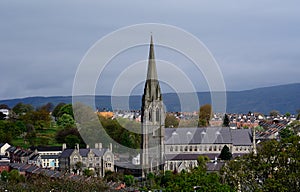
[[1, 83, 299, 114]]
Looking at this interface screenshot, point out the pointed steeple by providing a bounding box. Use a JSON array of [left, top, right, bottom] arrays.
[[142, 36, 162, 102], [147, 35, 158, 81]]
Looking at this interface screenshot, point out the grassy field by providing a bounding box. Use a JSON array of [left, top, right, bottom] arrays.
[[11, 124, 61, 148]]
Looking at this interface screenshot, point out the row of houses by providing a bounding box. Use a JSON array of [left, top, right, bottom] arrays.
[[0, 142, 114, 177]]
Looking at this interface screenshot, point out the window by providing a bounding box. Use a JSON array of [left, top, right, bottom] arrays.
[[184, 146, 188, 151], [214, 146, 217, 151], [189, 146, 193, 151], [73, 156, 78, 162], [209, 146, 212, 151], [175, 146, 178, 151], [107, 157, 111, 162], [194, 146, 197, 151], [156, 108, 160, 122], [149, 110, 152, 121], [170, 146, 173, 152], [180, 146, 183, 151]]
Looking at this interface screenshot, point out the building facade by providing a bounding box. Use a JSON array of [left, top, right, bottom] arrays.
[[59, 143, 114, 177], [139, 36, 253, 174]]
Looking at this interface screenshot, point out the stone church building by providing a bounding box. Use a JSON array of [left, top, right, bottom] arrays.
[[140, 36, 253, 175]]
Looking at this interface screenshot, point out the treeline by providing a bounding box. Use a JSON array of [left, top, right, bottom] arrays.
[[0, 102, 141, 150]]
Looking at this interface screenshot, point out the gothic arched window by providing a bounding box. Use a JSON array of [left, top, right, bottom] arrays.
[[156, 108, 160, 122]]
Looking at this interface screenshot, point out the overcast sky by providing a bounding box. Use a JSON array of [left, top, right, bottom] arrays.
[[1, 0, 299, 99]]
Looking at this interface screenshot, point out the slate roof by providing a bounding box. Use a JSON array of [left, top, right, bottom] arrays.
[[41, 155, 59, 159], [30, 146, 62, 152], [165, 127, 252, 146], [59, 149, 74, 158], [6, 146, 16, 153], [29, 154, 40, 161], [231, 129, 252, 146], [60, 148, 108, 158]]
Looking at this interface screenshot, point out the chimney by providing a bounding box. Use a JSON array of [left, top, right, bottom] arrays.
[[76, 143, 79, 150], [95, 143, 98, 149], [99, 143, 102, 150], [109, 143, 112, 151], [62, 143, 67, 151], [86, 144, 90, 149]]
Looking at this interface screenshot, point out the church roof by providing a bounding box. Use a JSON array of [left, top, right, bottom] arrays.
[[165, 127, 252, 146]]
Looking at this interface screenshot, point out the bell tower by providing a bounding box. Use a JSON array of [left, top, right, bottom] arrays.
[[141, 36, 165, 177]]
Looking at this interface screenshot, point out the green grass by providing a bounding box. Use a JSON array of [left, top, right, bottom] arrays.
[[11, 125, 61, 148]]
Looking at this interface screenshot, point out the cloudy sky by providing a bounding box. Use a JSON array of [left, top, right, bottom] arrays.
[[1, 0, 299, 99]]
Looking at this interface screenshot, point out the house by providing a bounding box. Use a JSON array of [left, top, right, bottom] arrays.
[[29, 145, 65, 169], [59, 143, 114, 177], [0, 162, 10, 173], [0, 143, 11, 155], [0, 109, 9, 119]]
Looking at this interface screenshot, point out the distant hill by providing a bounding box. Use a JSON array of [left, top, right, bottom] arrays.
[[1, 83, 300, 114]]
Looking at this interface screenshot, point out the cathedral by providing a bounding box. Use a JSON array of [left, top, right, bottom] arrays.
[[140, 36, 253, 176]]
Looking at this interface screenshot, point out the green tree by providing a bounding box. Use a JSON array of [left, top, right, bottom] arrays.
[[57, 104, 74, 119], [219, 145, 232, 160], [223, 114, 230, 127], [65, 134, 81, 148], [57, 113, 75, 128], [52, 102, 66, 120], [124, 174, 134, 187], [12, 102, 34, 115], [221, 136, 300, 191], [83, 168, 94, 177], [279, 128, 294, 139], [198, 104, 212, 127]]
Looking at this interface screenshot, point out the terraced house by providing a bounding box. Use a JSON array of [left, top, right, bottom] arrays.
[[59, 143, 114, 177]]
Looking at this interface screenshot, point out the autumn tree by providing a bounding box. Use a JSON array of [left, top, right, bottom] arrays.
[[198, 104, 212, 127], [165, 113, 179, 128]]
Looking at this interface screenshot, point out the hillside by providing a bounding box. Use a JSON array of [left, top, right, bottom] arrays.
[[1, 83, 300, 114]]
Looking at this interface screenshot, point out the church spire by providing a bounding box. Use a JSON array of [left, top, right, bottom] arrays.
[[147, 35, 158, 81]]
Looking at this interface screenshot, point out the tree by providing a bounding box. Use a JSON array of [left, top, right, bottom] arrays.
[[124, 174, 134, 187], [37, 102, 54, 112], [223, 114, 230, 127], [65, 134, 81, 148], [52, 102, 66, 120], [12, 102, 34, 115], [269, 110, 280, 117], [57, 104, 74, 119], [279, 128, 294, 139], [165, 114, 179, 128], [197, 155, 210, 171], [57, 113, 75, 128], [83, 168, 94, 177], [221, 136, 300, 191], [198, 104, 212, 127], [219, 145, 232, 160]]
